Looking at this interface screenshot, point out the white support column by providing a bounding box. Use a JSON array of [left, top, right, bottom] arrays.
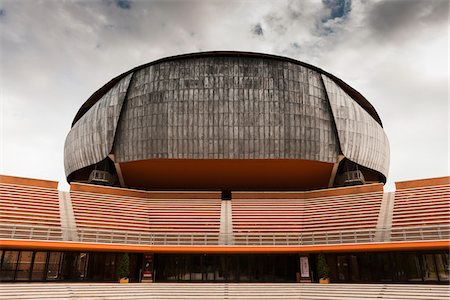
[[58, 191, 79, 241], [374, 191, 395, 242], [219, 200, 234, 245]]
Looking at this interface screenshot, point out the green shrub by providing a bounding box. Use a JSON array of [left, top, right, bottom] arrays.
[[317, 253, 330, 279], [117, 253, 130, 279]]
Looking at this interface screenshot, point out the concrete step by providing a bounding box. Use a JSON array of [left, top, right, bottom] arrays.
[[0, 283, 449, 300]]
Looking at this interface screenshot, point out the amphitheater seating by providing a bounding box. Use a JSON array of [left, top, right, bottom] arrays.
[[69, 188, 222, 244], [231, 187, 385, 245], [391, 179, 450, 241], [0, 177, 61, 240], [1, 174, 449, 246], [232, 191, 384, 234]]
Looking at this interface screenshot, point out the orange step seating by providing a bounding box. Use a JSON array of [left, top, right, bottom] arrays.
[[0, 176, 62, 240], [69, 185, 221, 245], [390, 177, 450, 241], [231, 186, 384, 245]]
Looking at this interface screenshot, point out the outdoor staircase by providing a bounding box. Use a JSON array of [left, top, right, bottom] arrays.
[[0, 283, 449, 300]]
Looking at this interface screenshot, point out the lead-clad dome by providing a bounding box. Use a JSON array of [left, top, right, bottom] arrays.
[[64, 51, 389, 191]]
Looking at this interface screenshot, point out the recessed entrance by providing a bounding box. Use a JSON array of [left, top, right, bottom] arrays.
[[154, 254, 299, 282]]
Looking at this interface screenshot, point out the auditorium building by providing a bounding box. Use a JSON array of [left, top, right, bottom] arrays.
[[0, 52, 448, 284]]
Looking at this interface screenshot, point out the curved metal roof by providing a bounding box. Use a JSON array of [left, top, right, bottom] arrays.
[[72, 51, 383, 127]]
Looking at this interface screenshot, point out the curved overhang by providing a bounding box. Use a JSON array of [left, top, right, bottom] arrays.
[[71, 51, 383, 127]]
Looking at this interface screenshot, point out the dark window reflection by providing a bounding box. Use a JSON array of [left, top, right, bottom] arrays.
[[422, 254, 438, 281], [405, 253, 422, 282], [31, 252, 48, 281], [0, 251, 19, 280], [47, 252, 62, 280], [1, 250, 448, 284], [154, 254, 298, 282], [15, 251, 33, 280], [435, 253, 449, 281]]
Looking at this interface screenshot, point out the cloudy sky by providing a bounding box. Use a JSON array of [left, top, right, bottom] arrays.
[[0, 0, 448, 191]]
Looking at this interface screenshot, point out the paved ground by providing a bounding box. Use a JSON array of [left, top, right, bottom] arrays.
[[0, 283, 449, 300]]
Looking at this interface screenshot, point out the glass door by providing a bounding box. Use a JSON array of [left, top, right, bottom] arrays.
[[46, 252, 62, 280], [31, 252, 48, 281], [15, 251, 33, 280], [435, 253, 449, 282], [421, 254, 438, 281], [337, 255, 349, 282]]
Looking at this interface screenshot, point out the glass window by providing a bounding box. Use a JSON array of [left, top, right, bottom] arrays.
[[78, 253, 88, 280], [179, 255, 190, 281], [349, 255, 360, 281], [375, 253, 393, 282], [47, 252, 62, 280], [421, 254, 438, 281], [357, 253, 372, 282], [61, 252, 88, 281], [103, 253, 116, 281], [405, 253, 422, 282], [336, 256, 349, 281], [15, 251, 33, 280], [216, 255, 226, 281], [31, 252, 48, 281], [238, 255, 249, 281], [190, 256, 202, 281], [435, 253, 449, 282], [227, 255, 239, 282], [0, 251, 19, 281], [203, 255, 215, 281]]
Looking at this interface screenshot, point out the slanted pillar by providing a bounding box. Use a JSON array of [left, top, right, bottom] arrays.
[[374, 191, 395, 242], [328, 155, 345, 187], [58, 191, 79, 241], [109, 154, 125, 187]]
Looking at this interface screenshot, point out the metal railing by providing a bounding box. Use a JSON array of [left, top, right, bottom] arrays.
[[0, 223, 448, 246]]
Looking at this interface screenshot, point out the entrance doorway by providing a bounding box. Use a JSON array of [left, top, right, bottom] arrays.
[[154, 254, 298, 282]]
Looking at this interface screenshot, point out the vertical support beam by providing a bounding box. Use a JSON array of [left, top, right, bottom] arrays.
[[374, 191, 395, 242], [328, 154, 345, 187], [109, 154, 125, 187], [219, 200, 234, 245], [58, 191, 79, 241]]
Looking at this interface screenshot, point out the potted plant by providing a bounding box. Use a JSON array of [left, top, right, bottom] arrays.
[[317, 253, 330, 284], [117, 253, 130, 283]]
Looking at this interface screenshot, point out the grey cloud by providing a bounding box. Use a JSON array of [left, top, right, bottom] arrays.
[[251, 23, 264, 36], [264, 14, 288, 35], [367, 0, 449, 41]]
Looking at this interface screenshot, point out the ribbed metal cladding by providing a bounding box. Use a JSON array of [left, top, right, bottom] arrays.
[[64, 74, 133, 177], [64, 52, 390, 184], [322, 75, 390, 178], [113, 57, 340, 162]]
